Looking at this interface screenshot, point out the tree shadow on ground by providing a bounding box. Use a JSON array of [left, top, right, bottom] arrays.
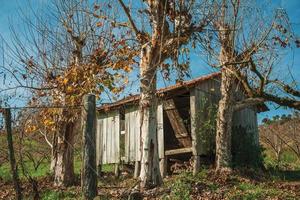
[[269, 169, 300, 181]]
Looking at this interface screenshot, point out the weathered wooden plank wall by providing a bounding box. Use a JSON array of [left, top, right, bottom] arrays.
[[125, 107, 141, 162], [191, 78, 220, 157], [233, 107, 259, 144], [232, 85, 259, 145], [95, 75, 260, 169], [96, 110, 120, 165]]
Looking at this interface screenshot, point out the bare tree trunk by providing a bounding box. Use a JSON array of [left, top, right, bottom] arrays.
[[54, 121, 75, 186], [139, 44, 162, 188], [215, 35, 235, 170], [50, 132, 57, 173], [53, 39, 82, 187], [214, 0, 236, 171], [216, 68, 235, 170], [4, 109, 22, 200]]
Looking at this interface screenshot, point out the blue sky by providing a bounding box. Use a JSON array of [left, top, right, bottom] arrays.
[[0, 0, 299, 122]]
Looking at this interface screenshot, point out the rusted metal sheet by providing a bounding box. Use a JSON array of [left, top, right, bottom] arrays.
[[96, 110, 120, 164]]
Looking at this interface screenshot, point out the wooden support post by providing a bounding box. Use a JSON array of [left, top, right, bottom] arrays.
[[81, 94, 97, 200], [159, 158, 167, 178], [157, 103, 166, 178], [134, 161, 140, 178], [4, 108, 22, 200], [114, 164, 120, 177], [97, 165, 102, 177], [190, 89, 201, 175]]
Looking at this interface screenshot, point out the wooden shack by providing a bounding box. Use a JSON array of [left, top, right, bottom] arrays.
[[96, 72, 267, 176]]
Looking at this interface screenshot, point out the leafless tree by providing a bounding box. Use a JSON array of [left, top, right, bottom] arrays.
[[1, 0, 122, 186], [193, 0, 299, 170], [117, 0, 212, 188]]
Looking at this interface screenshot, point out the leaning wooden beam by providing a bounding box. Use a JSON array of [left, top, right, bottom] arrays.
[[190, 89, 201, 175], [165, 147, 193, 156], [163, 99, 192, 147]]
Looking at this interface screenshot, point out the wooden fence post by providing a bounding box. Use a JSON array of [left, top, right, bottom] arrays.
[[4, 108, 22, 200], [81, 94, 97, 200]]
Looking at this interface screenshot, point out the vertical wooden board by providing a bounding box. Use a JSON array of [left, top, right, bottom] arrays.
[[95, 119, 99, 165], [102, 116, 107, 164], [198, 85, 209, 155], [103, 115, 109, 164], [125, 110, 130, 162], [253, 110, 259, 145], [133, 111, 137, 161], [100, 119, 103, 165], [135, 109, 141, 161], [105, 116, 110, 164], [106, 115, 110, 164], [130, 109, 140, 161], [114, 112, 120, 163], [110, 115, 115, 163], [129, 111, 134, 161], [96, 119, 103, 166], [124, 107, 141, 162], [131, 109, 137, 161], [157, 103, 164, 159], [127, 111, 131, 161], [106, 113, 114, 163]]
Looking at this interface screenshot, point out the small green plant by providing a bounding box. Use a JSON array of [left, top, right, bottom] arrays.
[[42, 189, 81, 200], [169, 178, 192, 200], [193, 96, 217, 159], [232, 126, 264, 168], [0, 163, 11, 181]]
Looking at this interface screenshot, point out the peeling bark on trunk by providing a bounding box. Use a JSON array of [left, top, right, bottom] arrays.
[[139, 43, 162, 188], [216, 48, 235, 170], [54, 121, 75, 186], [215, 1, 236, 170], [216, 35, 235, 170]]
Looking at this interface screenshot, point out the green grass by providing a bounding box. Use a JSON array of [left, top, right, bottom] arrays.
[[0, 161, 50, 181], [163, 167, 299, 200], [0, 163, 11, 181], [41, 188, 82, 200], [0, 157, 114, 182], [163, 169, 211, 200], [225, 181, 295, 200], [263, 148, 300, 171]]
